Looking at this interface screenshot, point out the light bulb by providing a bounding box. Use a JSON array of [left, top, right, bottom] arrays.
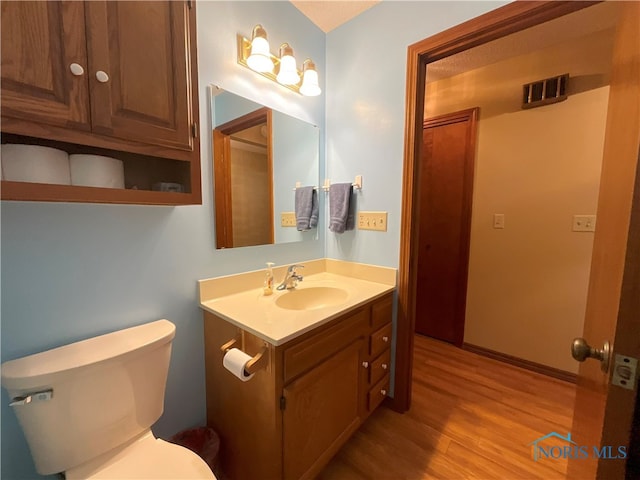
[[247, 25, 274, 73], [300, 59, 321, 97], [276, 44, 300, 85]]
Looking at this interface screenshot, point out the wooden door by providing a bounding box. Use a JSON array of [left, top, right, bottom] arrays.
[[84, 1, 195, 151], [415, 108, 478, 345], [568, 3, 640, 479], [283, 340, 365, 480], [0, 1, 91, 130]]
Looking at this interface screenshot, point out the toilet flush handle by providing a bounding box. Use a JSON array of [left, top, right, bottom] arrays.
[[9, 389, 53, 407]]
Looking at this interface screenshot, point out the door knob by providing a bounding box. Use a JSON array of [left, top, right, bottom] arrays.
[[571, 337, 610, 372]]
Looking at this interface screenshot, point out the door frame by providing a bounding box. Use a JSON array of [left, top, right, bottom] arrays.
[[212, 107, 274, 248], [394, 0, 599, 412], [416, 108, 478, 346]]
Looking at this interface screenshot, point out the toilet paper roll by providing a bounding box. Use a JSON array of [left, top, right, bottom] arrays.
[[69, 154, 125, 189], [1, 144, 71, 184], [222, 348, 255, 382]]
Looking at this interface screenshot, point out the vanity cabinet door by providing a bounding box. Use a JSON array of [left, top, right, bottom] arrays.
[[1, 1, 91, 129], [84, 1, 196, 151], [282, 339, 365, 480]]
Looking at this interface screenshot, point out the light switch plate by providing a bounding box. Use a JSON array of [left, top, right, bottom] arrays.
[[281, 212, 296, 227], [573, 215, 596, 232], [358, 211, 388, 231], [493, 214, 505, 229]]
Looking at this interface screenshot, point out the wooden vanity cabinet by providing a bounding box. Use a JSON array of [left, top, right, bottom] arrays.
[[203, 292, 394, 480], [0, 0, 201, 205]]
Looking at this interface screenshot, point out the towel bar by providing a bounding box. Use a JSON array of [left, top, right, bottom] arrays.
[[322, 175, 363, 191], [292, 181, 318, 191]]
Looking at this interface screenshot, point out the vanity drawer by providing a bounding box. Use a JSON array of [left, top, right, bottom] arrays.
[[367, 375, 390, 412], [369, 322, 392, 358], [371, 294, 392, 330], [369, 349, 391, 386], [284, 307, 368, 383]]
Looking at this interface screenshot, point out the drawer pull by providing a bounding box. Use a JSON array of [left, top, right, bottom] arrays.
[[381, 363, 388, 370], [382, 336, 389, 343], [380, 389, 387, 396], [96, 70, 110, 83], [69, 63, 84, 76], [362, 361, 369, 368]]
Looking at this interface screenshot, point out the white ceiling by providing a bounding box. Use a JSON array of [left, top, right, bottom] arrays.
[[290, 1, 380, 33]]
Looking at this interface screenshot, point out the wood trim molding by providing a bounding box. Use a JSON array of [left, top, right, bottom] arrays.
[[266, 109, 275, 244], [462, 343, 578, 384], [394, 0, 597, 413], [213, 129, 233, 248], [216, 106, 270, 134]]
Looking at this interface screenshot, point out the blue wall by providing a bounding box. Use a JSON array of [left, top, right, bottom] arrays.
[[0, 2, 324, 478], [272, 111, 319, 243], [325, 1, 505, 266], [1, 1, 510, 478]]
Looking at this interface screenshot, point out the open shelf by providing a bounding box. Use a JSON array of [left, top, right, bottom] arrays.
[[1, 133, 201, 205]]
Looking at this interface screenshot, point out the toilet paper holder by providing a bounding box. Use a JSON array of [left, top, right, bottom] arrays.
[[220, 333, 269, 375]]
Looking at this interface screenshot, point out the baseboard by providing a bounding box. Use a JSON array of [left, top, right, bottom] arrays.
[[462, 343, 578, 384]]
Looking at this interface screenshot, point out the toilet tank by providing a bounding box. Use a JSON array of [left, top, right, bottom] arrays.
[[1, 319, 176, 475]]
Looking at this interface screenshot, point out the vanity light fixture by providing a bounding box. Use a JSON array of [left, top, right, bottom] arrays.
[[246, 25, 274, 73], [237, 25, 321, 96]]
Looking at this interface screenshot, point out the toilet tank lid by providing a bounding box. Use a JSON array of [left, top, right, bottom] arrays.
[[1, 320, 176, 390]]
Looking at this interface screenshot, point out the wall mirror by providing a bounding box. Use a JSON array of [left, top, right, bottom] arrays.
[[209, 85, 320, 249]]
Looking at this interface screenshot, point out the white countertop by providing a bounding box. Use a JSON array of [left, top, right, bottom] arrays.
[[200, 267, 395, 345]]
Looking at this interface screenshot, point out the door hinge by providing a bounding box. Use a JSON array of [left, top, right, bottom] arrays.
[[192, 122, 198, 138], [187, 0, 192, 9], [280, 395, 286, 410]]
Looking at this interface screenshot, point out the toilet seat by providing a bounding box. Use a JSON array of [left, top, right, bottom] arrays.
[[66, 431, 216, 479]]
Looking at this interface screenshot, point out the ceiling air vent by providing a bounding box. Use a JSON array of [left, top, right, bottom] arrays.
[[522, 73, 569, 109]]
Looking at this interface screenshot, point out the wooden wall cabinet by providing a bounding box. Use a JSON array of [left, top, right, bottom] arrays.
[[0, 0, 201, 205], [203, 293, 394, 480]]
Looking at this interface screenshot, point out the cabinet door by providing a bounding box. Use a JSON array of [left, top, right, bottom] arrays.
[[283, 339, 365, 480], [1, 1, 90, 129], [85, 1, 195, 151]]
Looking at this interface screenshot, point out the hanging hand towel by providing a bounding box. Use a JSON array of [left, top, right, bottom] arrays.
[[295, 186, 316, 231], [309, 189, 319, 229], [329, 183, 353, 233]]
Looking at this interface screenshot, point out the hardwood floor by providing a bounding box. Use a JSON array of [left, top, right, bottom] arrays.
[[318, 335, 576, 479]]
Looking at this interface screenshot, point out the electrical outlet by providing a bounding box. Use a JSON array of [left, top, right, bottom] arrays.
[[573, 215, 596, 232], [281, 212, 296, 227], [358, 211, 388, 231]]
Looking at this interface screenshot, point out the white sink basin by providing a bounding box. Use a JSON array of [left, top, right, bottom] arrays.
[[275, 286, 349, 311]]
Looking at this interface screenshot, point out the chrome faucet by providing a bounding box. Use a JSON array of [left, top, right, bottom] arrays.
[[277, 264, 304, 290]]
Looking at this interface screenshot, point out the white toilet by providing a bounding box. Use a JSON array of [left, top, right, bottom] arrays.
[[1, 319, 216, 479]]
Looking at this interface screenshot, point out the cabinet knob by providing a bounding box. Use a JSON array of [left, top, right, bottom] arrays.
[[362, 361, 369, 368], [382, 336, 389, 343], [380, 389, 387, 396], [96, 71, 110, 83], [69, 63, 85, 76], [382, 363, 388, 370]]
